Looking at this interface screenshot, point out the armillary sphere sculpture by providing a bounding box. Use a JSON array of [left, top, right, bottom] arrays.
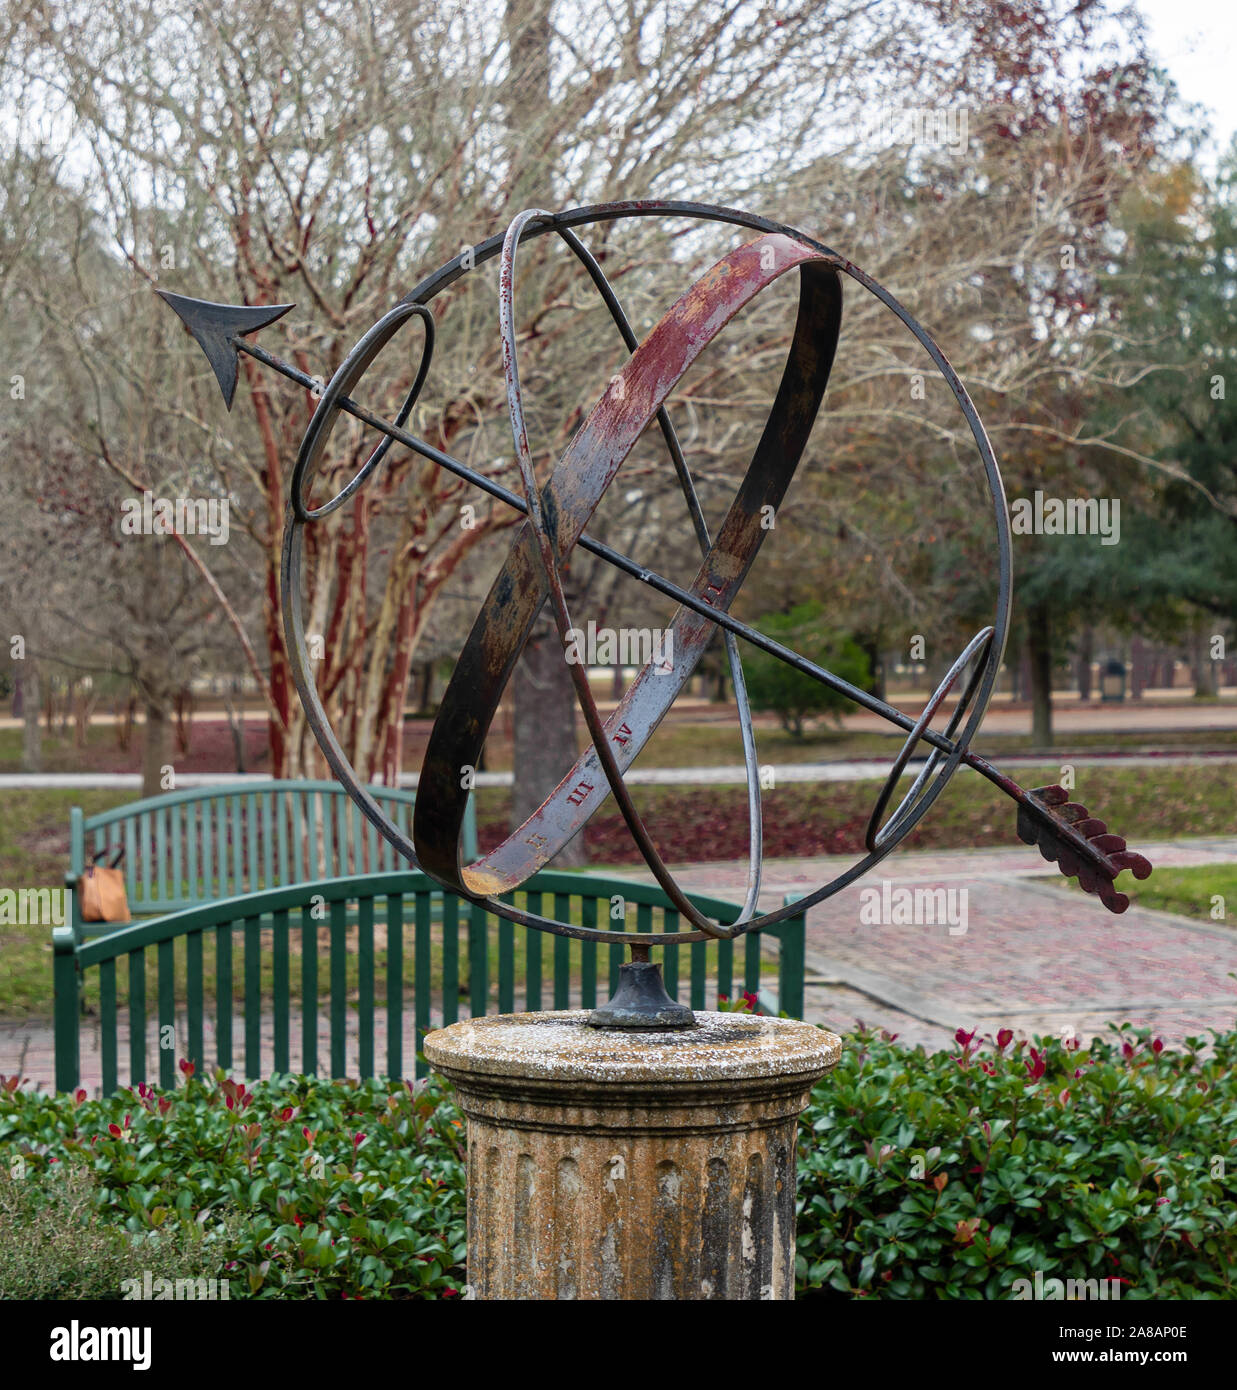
[[159, 199, 1152, 1029]]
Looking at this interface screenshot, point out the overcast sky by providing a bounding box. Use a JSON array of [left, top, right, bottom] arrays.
[[1138, 0, 1237, 154]]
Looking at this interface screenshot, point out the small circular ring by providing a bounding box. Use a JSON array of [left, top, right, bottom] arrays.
[[290, 300, 434, 522], [864, 626, 995, 853]]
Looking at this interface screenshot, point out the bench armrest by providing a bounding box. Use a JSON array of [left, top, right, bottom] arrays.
[[64, 870, 85, 949]]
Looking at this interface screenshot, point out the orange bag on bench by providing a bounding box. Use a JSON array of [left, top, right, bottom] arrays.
[[80, 847, 130, 924]]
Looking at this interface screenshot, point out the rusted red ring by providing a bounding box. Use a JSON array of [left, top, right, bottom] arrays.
[[413, 230, 841, 941]]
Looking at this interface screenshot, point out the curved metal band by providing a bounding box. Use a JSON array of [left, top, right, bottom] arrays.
[[413, 230, 840, 939], [290, 302, 434, 521]]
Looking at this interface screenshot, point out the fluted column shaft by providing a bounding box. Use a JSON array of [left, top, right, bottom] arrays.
[[424, 1010, 840, 1301]]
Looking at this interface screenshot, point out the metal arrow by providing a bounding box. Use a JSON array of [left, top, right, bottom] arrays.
[[157, 288, 1153, 913], [157, 292, 297, 409]]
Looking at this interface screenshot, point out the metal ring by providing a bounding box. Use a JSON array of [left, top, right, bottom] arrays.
[[280, 200, 1013, 944], [290, 300, 434, 522], [476, 211, 785, 937], [413, 228, 840, 941], [545, 224, 767, 924], [864, 626, 994, 853]]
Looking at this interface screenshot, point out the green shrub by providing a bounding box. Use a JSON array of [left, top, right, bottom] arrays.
[[740, 601, 871, 737], [797, 1023, 1237, 1299], [0, 1069, 466, 1299], [0, 1161, 229, 1300], [2, 1022, 1233, 1299]]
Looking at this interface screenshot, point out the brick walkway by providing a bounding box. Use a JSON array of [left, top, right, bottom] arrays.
[[653, 837, 1237, 1052], [4, 837, 1236, 1091]]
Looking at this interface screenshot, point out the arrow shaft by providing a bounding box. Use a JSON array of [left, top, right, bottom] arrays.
[[249, 331, 1111, 884], [238, 335, 990, 766], [241, 336, 540, 515]]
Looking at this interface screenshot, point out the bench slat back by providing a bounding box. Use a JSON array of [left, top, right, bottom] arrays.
[[52, 871, 807, 1094], [73, 782, 477, 922]]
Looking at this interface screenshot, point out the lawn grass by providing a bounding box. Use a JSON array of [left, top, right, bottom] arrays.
[[1044, 862, 1237, 925], [0, 789, 124, 1017], [628, 720, 1237, 768]]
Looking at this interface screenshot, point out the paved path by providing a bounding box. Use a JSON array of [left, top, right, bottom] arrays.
[[644, 838, 1237, 1052], [2, 751, 1235, 791], [5, 837, 1235, 1090]]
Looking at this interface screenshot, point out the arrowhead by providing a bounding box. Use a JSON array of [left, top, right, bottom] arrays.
[[156, 291, 295, 409]]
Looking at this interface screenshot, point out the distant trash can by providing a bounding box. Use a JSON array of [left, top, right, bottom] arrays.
[[1100, 658, 1126, 702]]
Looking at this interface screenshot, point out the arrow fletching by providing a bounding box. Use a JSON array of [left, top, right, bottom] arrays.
[[1016, 784, 1153, 913]]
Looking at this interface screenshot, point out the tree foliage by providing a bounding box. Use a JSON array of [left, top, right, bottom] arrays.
[[740, 602, 871, 737]]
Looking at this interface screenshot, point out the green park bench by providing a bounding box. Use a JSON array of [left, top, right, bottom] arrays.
[[65, 779, 478, 944], [52, 870, 808, 1094]]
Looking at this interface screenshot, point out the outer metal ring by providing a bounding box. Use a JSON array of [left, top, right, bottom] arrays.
[[280, 200, 1013, 944]]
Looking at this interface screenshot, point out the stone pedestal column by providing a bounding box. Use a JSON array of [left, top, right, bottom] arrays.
[[424, 1010, 840, 1301]]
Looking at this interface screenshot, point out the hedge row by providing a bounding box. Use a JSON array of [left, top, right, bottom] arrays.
[[1, 1021, 1232, 1299]]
